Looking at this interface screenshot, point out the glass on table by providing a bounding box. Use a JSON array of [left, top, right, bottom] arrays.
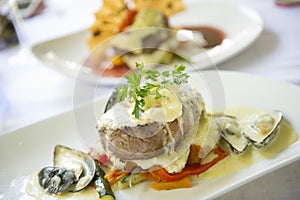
[[0, 0, 45, 50], [0, 0, 19, 50]]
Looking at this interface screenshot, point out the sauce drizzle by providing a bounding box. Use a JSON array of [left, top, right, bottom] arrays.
[[182, 26, 226, 48]]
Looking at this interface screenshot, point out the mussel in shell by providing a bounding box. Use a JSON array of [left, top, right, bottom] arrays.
[[38, 167, 76, 194], [215, 110, 283, 153], [38, 145, 96, 194], [215, 115, 249, 154], [241, 110, 283, 148]]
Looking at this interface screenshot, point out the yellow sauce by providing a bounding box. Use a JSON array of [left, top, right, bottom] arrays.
[[198, 107, 299, 179], [24, 173, 99, 199]]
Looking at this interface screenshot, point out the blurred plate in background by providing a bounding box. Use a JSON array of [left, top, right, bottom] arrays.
[[30, 2, 263, 85]]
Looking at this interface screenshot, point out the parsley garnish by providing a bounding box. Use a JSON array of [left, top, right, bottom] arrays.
[[118, 63, 189, 118]]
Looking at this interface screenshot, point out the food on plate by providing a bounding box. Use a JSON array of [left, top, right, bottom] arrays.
[[96, 63, 225, 181], [132, 0, 185, 17], [107, 8, 179, 69], [85, 0, 225, 77], [87, 0, 184, 50], [86, 0, 185, 74], [5, 64, 298, 199], [96, 63, 223, 175], [87, 0, 128, 50], [92, 63, 293, 191]]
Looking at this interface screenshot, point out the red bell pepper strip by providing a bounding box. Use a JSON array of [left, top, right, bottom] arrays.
[[159, 147, 227, 181]]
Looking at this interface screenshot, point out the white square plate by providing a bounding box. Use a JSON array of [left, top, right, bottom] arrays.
[[1, 71, 300, 199]]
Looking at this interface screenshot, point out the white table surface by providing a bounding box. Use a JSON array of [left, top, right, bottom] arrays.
[[1, 0, 300, 199]]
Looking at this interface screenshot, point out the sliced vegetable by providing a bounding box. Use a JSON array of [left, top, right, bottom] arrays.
[[104, 170, 119, 180], [94, 160, 115, 200], [117, 174, 146, 189], [159, 147, 227, 181], [149, 168, 162, 182], [99, 196, 115, 200], [140, 172, 160, 183], [149, 177, 191, 191], [104, 170, 129, 186]]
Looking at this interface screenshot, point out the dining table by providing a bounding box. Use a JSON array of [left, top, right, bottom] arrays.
[[0, 0, 300, 199]]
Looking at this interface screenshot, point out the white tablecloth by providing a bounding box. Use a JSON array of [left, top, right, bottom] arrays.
[[0, 0, 300, 199]]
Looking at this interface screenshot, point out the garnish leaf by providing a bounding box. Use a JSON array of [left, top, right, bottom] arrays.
[[145, 69, 160, 82], [118, 86, 129, 101], [162, 71, 170, 77], [172, 64, 190, 85], [118, 63, 189, 118], [125, 72, 141, 91]]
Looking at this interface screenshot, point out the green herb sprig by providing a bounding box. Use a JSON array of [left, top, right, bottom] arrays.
[[118, 63, 189, 118]]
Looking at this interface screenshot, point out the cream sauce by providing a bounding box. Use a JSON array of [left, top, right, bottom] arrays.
[[198, 107, 299, 179], [7, 173, 99, 200]]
